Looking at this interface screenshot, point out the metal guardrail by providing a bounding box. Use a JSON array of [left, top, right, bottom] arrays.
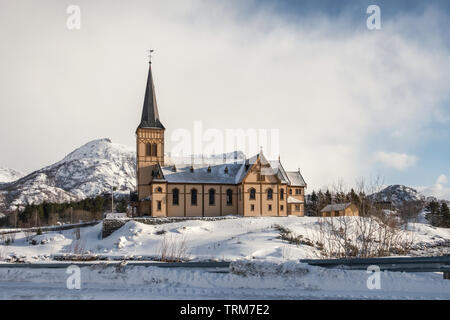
[[300, 256, 450, 276], [0, 221, 101, 235], [0, 256, 448, 278]]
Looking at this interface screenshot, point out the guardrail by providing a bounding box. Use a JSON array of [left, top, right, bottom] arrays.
[[0, 256, 448, 278], [300, 255, 450, 278], [0, 221, 101, 236]]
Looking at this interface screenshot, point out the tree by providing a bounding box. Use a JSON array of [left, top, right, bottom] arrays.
[[440, 202, 450, 227]]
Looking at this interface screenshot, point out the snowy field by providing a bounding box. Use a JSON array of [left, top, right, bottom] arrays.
[[1, 216, 449, 262], [0, 262, 449, 299], [1, 217, 449, 299]]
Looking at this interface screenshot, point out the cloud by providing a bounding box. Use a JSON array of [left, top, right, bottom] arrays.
[[417, 174, 450, 201], [373, 151, 417, 171], [0, 1, 449, 192]]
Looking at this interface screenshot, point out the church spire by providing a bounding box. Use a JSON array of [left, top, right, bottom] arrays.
[[138, 59, 165, 129]]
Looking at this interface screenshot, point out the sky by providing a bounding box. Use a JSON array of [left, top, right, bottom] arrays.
[[0, 0, 449, 199]]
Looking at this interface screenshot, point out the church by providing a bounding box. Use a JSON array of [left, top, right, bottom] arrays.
[[133, 61, 306, 217]]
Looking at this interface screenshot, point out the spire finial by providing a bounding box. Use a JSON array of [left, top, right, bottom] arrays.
[[148, 49, 155, 64]]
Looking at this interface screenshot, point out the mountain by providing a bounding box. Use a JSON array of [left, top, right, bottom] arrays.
[[369, 185, 426, 207], [0, 167, 24, 184], [0, 139, 136, 213]]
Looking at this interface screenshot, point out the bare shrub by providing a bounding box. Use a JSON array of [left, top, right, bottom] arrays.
[[158, 234, 190, 262], [313, 216, 415, 258], [23, 229, 35, 242], [0, 233, 16, 245]]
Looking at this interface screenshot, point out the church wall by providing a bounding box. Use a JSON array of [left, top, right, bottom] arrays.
[[203, 185, 221, 217], [220, 185, 238, 216], [185, 184, 204, 217], [151, 182, 167, 217], [167, 184, 185, 217]]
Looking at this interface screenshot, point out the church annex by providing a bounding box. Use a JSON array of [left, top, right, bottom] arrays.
[[134, 61, 306, 217]]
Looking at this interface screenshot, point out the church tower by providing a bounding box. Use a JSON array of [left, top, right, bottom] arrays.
[[136, 60, 165, 201]]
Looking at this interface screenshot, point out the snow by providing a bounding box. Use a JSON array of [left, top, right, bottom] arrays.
[[1, 216, 449, 263], [0, 217, 449, 299], [0, 167, 24, 184], [0, 262, 449, 299]]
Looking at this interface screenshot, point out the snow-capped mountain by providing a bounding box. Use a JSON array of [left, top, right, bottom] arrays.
[[0, 167, 24, 184], [0, 139, 136, 213], [369, 185, 426, 206]]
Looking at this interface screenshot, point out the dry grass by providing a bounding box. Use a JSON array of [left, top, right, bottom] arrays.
[[312, 216, 415, 258], [158, 234, 190, 262]]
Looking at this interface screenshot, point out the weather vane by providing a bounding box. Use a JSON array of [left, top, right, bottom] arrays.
[[148, 49, 155, 63]]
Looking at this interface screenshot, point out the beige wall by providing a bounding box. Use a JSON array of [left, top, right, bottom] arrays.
[[151, 182, 167, 217], [167, 184, 185, 217]]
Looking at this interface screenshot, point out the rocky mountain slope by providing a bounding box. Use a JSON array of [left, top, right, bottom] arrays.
[[369, 185, 426, 206], [0, 139, 136, 213], [0, 167, 24, 184]]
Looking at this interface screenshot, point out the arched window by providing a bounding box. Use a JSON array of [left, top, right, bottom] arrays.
[[156, 187, 162, 193], [226, 189, 233, 205], [152, 143, 158, 157], [267, 188, 273, 200], [146, 143, 151, 156], [249, 188, 256, 200], [172, 188, 179, 205], [191, 188, 197, 206], [209, 188, 215, 205], [280, 188, 284, 200]]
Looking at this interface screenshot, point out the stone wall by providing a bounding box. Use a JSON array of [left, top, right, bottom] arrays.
[[102, 216, 237, 238]]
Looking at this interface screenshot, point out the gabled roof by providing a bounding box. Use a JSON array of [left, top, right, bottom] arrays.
[[154, 151, 308, 187], [286, 171, 307, 187], [161, 162, 244, 184], [138, 62, 165, 130], [321, 203, 352, 212]]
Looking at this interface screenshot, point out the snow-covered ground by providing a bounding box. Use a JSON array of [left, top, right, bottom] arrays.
[[1, 217, 449, 299], [1, 216, 449, 262], [0, 262, 449, 299]]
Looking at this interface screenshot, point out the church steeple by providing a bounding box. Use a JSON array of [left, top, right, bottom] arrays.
[[138, 61, 165, 129]]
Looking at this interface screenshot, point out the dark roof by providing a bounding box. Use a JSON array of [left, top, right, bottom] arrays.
[[138, 62, 165, 130], [321, 203, 352, 212], [286, 171, 307, 187]]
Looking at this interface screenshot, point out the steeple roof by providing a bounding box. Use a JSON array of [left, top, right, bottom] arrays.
[[138, 62, 165, 130]]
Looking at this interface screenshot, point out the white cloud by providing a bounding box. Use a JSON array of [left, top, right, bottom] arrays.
[[373, 151, 417, 171], [418, 174, 450, 201], [0, 1, 449, 191]]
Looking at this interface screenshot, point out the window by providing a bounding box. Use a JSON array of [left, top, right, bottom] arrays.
[[238, 188, 241, 201], [172, 188, 179, 205], [289, 189, 292, 195], [152, 143, 158, 157], [226, 189, 233, 206], [249, 188, 256, 200], [295, 204, 300, 211], [268, 204, 272, 211], [191, 189, 197, 206], [280, 189, 284, 200], [267, 188, 273, 200], [209, 188, 215, 205], [157, 201, 162, 211], [280, 205, 284, 211], [250, 204, 255, 211], [146, 143, 151, 156], [257, 172, 265, 181], [156, 187, 162, 193], [296, 189, 301, 195]]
